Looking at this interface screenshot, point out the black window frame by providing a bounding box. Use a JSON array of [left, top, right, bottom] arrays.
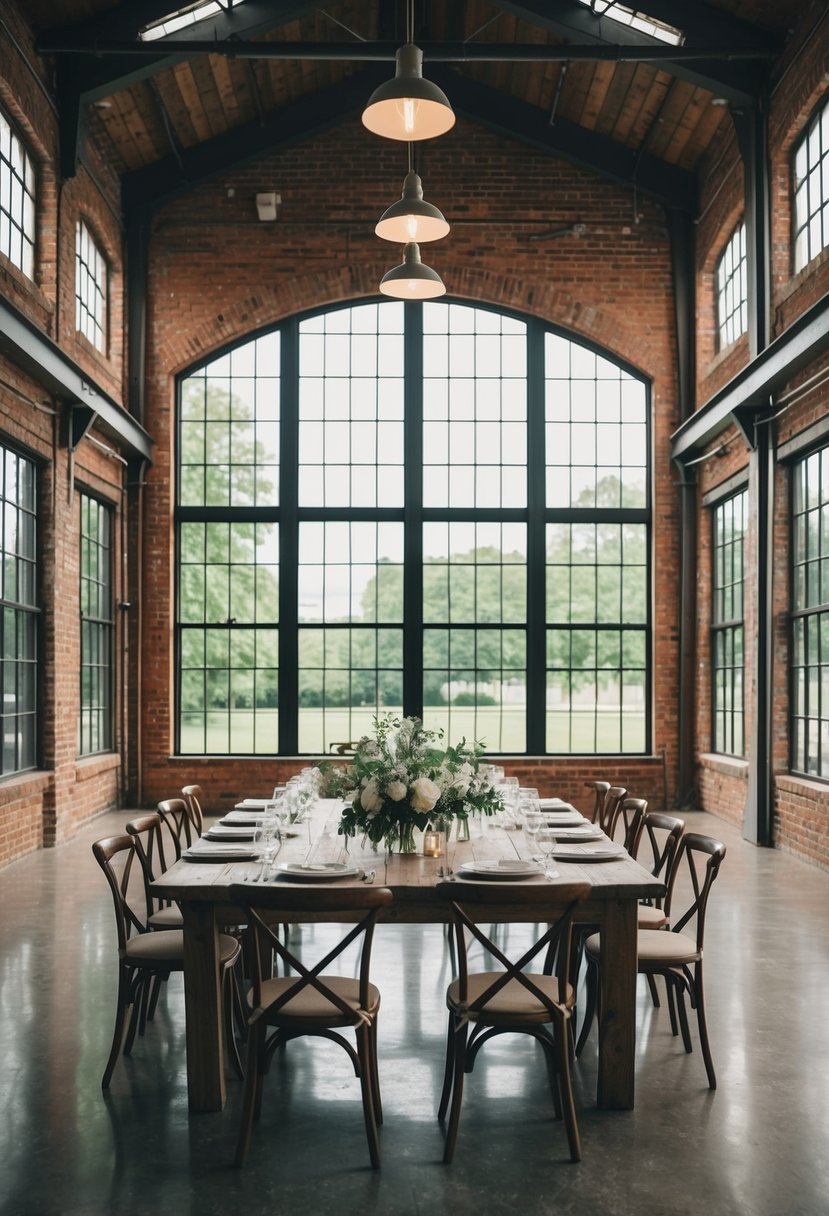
[[792, 93, 829, 274], [174, 298, 651, 758], [0, 104, 36, 280], [0, 441, 38, 776], [78, 491, 114, 757], [790, 443, 829, 778], [711, 489, 746, 757], [74, 219, 108, 353], [715, 222, 747, 351]]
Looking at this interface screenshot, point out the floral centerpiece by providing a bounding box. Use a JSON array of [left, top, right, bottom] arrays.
[[330, 714, 503, 853]]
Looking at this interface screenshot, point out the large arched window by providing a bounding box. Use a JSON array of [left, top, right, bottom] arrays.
[[176, 301, 649, 757]]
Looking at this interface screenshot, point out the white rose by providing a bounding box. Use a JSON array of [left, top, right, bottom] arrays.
[[410, 776, 441, 813], [386, 780, 407, 802], [451, 761, 474, 798], [360, 779, 384, 815]]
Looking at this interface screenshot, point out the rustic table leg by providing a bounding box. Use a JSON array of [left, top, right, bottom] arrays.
[[596, 897, 637, 1110], [182, 900, 225, 1112]]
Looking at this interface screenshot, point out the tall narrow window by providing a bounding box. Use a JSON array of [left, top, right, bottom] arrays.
[[711, 491, 746, 756], [791, 447, 829, 776], [79, 494, 113, 755], [0, 446, 37, 774], [0, 107, 35, 279], [75, 221, 107, 352], [716, 223, 747, 349], [176, 303, 650, 757], [793, 95, 829, 273]]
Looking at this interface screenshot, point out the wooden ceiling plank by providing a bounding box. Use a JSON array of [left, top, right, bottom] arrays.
[[581, 59, 616, 132], [171, 62, 213, 144]]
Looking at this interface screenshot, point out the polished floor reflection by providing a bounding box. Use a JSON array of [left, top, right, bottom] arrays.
[[1, 809, 828, 1216]]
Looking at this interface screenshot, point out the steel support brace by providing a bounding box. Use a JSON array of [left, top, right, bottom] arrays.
[[732, 98, 771, 357], [743, 413, 775, 845], [669, 209, 698, 808]]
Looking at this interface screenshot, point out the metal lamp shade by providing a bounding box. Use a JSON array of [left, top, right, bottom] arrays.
[[362, 44, 455, 141], [379, 242, 446, 299], [375, 171, 450, 243]]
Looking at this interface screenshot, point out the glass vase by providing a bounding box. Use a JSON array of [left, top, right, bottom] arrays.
[[385, 821, 418, 854]]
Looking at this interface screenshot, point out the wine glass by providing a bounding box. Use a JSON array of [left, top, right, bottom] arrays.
[[537, 826, 560, 880]]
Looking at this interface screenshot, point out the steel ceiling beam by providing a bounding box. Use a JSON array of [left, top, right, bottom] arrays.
[[492, 0, 778, 102], [120, 66, 386, 214], [670, 292, 829, 462], [430, 67, 695, 211], [119, 62, 695, 215]]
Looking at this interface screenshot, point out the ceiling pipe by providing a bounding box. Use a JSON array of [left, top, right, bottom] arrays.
[[37, 38, 777, 64]]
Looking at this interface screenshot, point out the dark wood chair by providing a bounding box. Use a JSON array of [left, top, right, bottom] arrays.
[[575, 833, 726, 1089], [92, 833, 242, 1088], [598, 785, 627, 834], [229, 882, 394, 1170], [607, 796, 647, 853], [157, 797, 196, 856], [632, 811, 685, 931], [126, 811, 183, 930], [181, 784, 205, 835], [435, 879, 590, 1163], [583, 780, 610, 824]]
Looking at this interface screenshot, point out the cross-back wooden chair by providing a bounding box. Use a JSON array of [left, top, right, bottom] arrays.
[[181, 784, 205, 836], [583, 780, 610, 824], [599, 785, 627, 834], [435, 880, 590, 1164], [92, 834, 243, 1088], [157, 797, 196, 857], [607, 796, 647, 853], [126, 812, 183, 931], [576, 833, 726, 1089], [632, 811, 685, 931], [229, 882, 394, 1170]]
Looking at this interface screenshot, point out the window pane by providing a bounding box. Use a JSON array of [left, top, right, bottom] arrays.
[[0, 108, 35, 279]]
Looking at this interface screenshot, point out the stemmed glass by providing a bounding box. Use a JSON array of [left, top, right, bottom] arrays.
[[537, 826, 560, 880]]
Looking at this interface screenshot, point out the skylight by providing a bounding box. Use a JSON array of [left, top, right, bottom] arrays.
[[576, 0, 684, 46], [140, 0, 235, 42]]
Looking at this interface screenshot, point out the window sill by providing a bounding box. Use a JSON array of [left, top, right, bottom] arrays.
[[698, 753, 749, 778], [75, 753, 120, 782]]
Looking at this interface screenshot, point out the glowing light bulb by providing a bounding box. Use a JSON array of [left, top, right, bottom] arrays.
[[402, 98, 416, 135], [406, 215, 418, 239]]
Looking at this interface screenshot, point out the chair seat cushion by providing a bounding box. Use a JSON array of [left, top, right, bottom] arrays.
[[584, 930, 700, 966], [256, 975, 380, 1027], [149, 905, 184, 929], [637, 904, 669, 930], [125, 930, 239, 968], [446, 972, 573, 1023]]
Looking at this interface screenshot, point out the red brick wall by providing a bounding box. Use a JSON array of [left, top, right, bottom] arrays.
[[137, 116, 682, 813], [691, 7, 829, 867], [0, 7, 128, 865]]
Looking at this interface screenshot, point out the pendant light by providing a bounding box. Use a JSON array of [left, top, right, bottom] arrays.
[[361, 1, 455, 142], [379, 242, 446, 299], [375, 145, 449, 244]]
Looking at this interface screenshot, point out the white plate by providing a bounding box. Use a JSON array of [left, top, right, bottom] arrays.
[[275, 862, 359, 882], [458, 859, 542, 880], [553, 843, 626, 863], [206, 824, 257, 841], [549, 824, 605, 841], [183, 845, 258, 863], [538, 799, 577, 812], [235, 798, 272, 809], [221, 811, 267, 825], [538, 811, 586, 827]]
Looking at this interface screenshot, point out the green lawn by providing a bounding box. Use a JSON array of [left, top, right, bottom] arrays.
[[179, 706, 645, 755]]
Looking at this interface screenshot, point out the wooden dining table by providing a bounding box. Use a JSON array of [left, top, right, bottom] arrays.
[[150, 800, 664, 1115]]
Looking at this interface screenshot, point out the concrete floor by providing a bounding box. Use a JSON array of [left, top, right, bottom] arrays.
[[1, 808, 828, 1216]]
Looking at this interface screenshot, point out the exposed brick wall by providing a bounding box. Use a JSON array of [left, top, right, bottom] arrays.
[[691, 6, 829, 866], [137, 115, 683, 812]]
